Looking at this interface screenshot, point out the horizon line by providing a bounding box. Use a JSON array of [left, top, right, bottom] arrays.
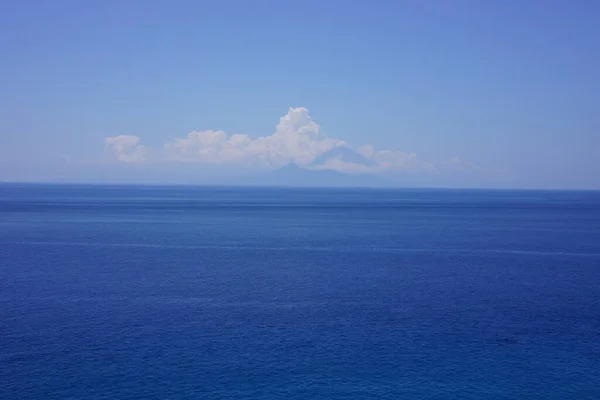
[[1, 180, 599, 192]]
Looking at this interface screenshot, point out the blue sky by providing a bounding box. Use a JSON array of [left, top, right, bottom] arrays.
[[1, 0, 598, 188]]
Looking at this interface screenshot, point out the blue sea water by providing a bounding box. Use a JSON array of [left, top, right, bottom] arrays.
[[1, 184, 600, 399]]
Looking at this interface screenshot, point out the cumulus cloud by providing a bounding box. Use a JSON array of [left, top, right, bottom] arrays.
[[105, 135, 148, 163], [164, 107, 345, 167], [105, 107, 434, 174], [357, 144, 374, 158]]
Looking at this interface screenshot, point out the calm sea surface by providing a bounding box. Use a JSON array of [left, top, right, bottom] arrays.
[[1, 184, 600, 399]]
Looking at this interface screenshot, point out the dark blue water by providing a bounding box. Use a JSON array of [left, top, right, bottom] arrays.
[[1, 184, 600, 399]]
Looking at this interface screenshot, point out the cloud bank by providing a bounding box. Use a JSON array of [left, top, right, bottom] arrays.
[[163, 107, 345, 167], [104, 107, 433, 174]]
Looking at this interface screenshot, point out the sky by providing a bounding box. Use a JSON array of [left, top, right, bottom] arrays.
[[0, 0, 599, 188]]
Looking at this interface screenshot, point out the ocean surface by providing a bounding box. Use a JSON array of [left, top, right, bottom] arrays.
[[1, 184, 600, 399]]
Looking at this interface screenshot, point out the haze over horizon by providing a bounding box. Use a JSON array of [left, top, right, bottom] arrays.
[[1, 1, 598, 189]]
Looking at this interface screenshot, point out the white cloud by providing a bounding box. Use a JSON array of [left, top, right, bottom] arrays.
[[105, 135, 148, 164], [357, 144, 374, 158], [311, 158, 377, 174], [371, 150, 436, 172], [311, 148, 436, 174], [163, 107, 345, 167], [104, 107, 436, 174]]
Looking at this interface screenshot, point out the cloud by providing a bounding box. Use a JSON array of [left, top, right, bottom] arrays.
[[105, 135, 148, 163], [357, 144, 374, 158], [312, 158, 377, 174], [105, 107, 434, 174], [371, 150, 436, 173], [164, 107, 345, 167], [312, 147, 436, 174]]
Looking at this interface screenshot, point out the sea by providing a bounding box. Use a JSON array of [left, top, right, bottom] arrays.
[[1, 183, 599, 399]]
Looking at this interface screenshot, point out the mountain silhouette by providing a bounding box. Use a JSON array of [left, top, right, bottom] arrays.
[[254, 163, 383, 187], [310, 146, 377, 168]]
